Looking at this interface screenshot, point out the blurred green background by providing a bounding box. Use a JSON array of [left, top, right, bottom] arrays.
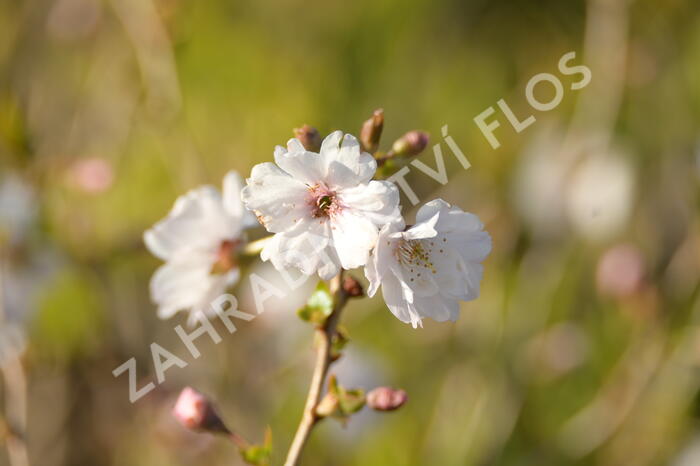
[[1, 0, 700, 465]]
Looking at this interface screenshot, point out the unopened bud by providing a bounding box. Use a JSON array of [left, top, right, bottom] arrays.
[[293, 125, 322, 152], [366, 387, 407, 412], [342, 275, 364, 298], [315, 392, 340, 418], [173, 387, 230, 434], [360, 109, 384, 153], [391, 131, 429, 157]]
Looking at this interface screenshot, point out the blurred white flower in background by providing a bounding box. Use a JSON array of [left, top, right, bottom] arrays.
[[144, 171, 257, 323], [513, 128, 575, 237], [0, 174, 54, 371], [514, 128, 636, 241], [242, 131, 401, 280], [522, 322, 590, 379], [566, 152, 635, 241], [365, 199, 491, 328], [673, 434, 700, 466]]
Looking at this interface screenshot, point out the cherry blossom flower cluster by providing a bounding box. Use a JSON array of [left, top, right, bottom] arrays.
[[144, 125, 491, 329]]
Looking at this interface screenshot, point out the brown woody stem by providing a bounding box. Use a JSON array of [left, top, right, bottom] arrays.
[[283, 272, 347, 466]]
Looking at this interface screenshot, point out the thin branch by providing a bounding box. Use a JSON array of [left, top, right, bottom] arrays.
[[0, 260, 30, 466], [283, 273, 347, 466]]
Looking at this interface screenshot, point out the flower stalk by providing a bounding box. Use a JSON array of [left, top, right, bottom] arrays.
[[284, 272, 348, 466]]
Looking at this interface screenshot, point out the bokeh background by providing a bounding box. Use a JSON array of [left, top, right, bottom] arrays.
[[1, 0, 700, 465]]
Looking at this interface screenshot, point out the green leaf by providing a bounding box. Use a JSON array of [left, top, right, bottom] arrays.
[[297, 281, 334, 325], [330, 326, 349, 360], [319, 375, 366, 422], [240, 427, 272, 466], [338, 387, 366, 415]]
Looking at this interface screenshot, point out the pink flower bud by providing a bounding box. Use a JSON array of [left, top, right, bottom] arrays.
[[360, 109, 384, 153], [391, 131, 428, 157], [173, 387, 229, 434], [293, 125, 322, 152], [342, 274, 364, 298], [366, 387, 408, 412]]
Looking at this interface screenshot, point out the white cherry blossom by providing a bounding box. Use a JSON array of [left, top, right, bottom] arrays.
[[144, 171, 256, 323], [365, 199, 491, 328], [241, 131, 401, 280]]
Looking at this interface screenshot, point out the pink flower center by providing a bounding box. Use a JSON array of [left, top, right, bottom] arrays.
[[308, 184, 341, 218], [211, 240, 240, 274]]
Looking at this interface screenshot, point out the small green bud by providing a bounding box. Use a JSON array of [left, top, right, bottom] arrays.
[[297, 282, 334, 325], [391, 131, 429, 157], [239, 427, 272, 466], [293, 125, 322, 152], [317, 375, 366, 421], [360, 109, 384, 153]]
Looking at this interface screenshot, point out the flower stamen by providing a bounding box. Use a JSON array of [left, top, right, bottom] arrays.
[[394, 239, 436, 274], [308, 184, 340, 218]]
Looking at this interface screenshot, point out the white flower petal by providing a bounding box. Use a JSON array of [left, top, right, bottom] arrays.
[[222, 171, 258, 229], [244, 131, 401, 279], [331, 211, 378, 270], [380, 273, 422, 327], [320, 130, 343, 155], [339, 180, 401, 226], [365, 199, 491, 327], [365, 223, 401, 297], [144, 186, 230, 260], [242, 163, 310, 233], [150, 250, 238, 321], [261, 219, 340, 278], [415, 198, 452, 223], [272, 140, 326, 185], [413, 295, 459, 322], [403, 213, 439, 240], [322, 133, 377, 189], [419, 198, 492, 262]]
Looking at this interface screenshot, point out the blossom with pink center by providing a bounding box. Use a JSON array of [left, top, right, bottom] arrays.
[[242, 131, 401, 280], [365, 199, 491, 328], [144, 171, 257, 323]]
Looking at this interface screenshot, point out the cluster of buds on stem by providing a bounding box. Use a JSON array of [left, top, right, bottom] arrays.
[[291, 110, 429, 176], [357, 108, 430, 170], [315, 377, 409, 425], [315, 374, 366, 423]]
